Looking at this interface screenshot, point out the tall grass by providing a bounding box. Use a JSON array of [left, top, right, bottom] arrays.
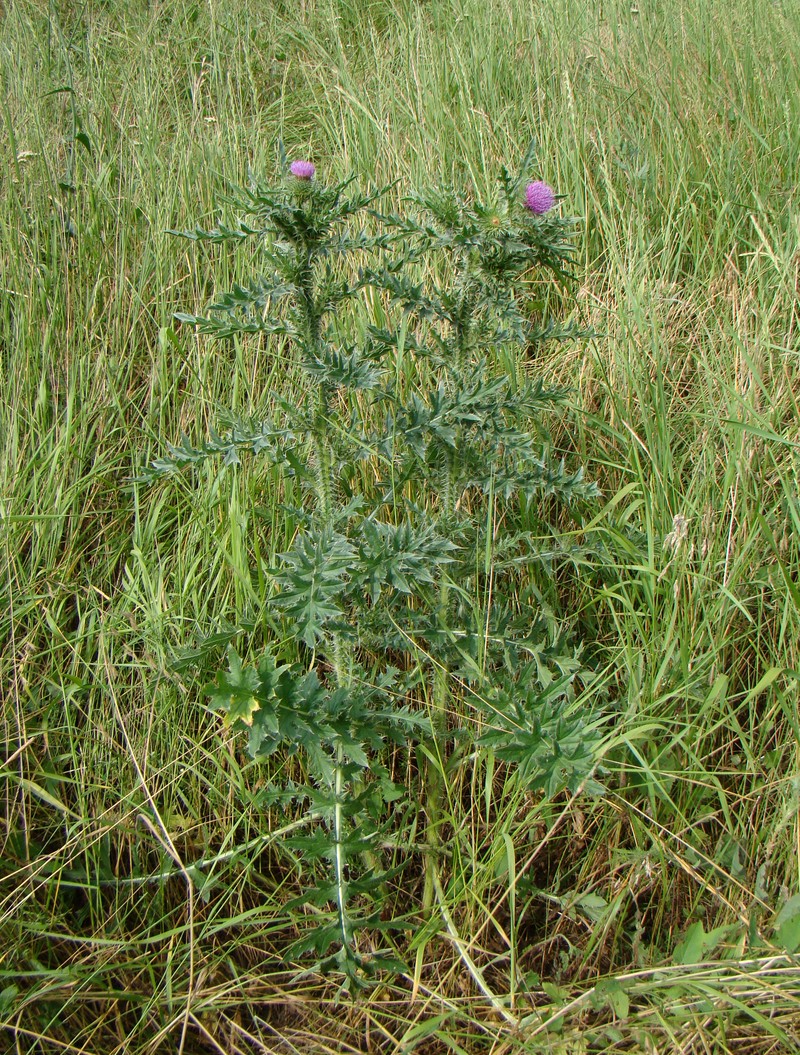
[[2, 0, 800, 1050]]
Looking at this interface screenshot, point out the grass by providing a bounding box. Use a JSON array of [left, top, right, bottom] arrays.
[[2, 0, 800, 1050]]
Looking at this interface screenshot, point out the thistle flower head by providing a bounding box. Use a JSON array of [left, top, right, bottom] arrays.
[[290, 160, 316, 180], [524, 181, 555, 215]]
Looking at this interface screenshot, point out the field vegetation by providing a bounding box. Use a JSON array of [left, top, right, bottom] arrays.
[[2, 0, 800, 1051]]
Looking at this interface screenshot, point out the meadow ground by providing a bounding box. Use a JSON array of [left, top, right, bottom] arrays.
[[2, 0, 800, 1051]]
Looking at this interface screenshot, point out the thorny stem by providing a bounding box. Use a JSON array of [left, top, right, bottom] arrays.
[[298, 251, 319, 343], [296, 220, 355, 965], [421, 253, 479, 930], [296, 236, 337, 531], [453, 251, 479, 375], [333, 738, 349, 962], [312, 384, 334, 524]]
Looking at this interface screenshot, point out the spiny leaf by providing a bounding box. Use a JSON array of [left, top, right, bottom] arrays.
[[206, 651, 261, 727], [138, 419, 296, 484], [168, 221, 260, 243], [356, 518, 457, 603], [270, 528, 356, 646], [302, 344, 384, 391]]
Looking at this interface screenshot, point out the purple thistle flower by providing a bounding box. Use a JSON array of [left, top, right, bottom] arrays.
[[290, 160, 316, 180], [524, 181, 555, 215]]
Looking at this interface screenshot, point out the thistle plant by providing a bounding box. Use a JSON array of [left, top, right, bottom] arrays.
[[144, 147, 606, 991]]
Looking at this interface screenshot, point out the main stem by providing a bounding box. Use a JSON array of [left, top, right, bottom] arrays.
[[297, 235, 354, 963], [420, 257, 477, 928]]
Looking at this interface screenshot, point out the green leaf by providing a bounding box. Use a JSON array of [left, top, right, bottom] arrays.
[[139, 418, 295, 484], [575, 891, 608, 923], [674, 921, 707, 964], [673, 920, 735, 964], [398, 1014, 454, 1047], [168, 221, 259, 244], [206, 651, 261, 727], [0, 986, 19, 1014], [542, 981, 569, 1004], [774, 894, 800, 953], [271, 528, 355, 645], [356, 518, 456, 603], [590, 979, 630, 1020], [607, 986, 629, 1020], [302, 343, 383, 391], [477, 669, 605, 797]]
